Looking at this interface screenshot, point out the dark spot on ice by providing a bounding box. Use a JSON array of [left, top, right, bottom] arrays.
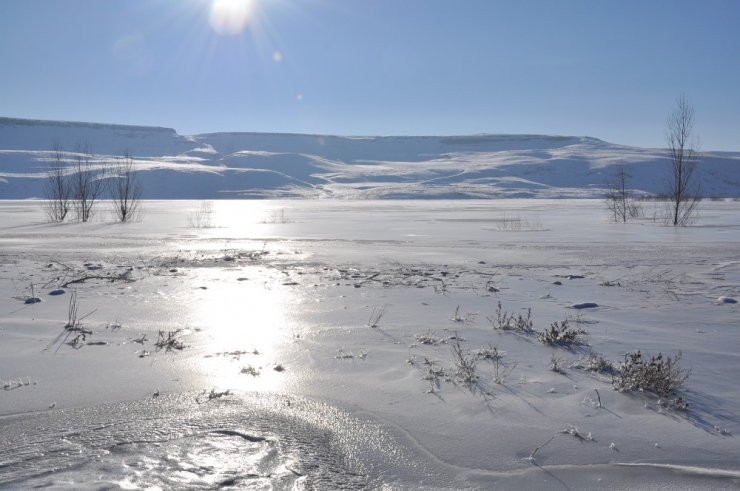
[[49, 289, 66, 296], [24, 297, 42, 304], [718, 296, 737, 304], [568, 275, 585, 280], [553, 281, 563, 286]]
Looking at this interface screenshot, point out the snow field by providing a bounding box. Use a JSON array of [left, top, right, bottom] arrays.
[[1, 199, 739, 489]]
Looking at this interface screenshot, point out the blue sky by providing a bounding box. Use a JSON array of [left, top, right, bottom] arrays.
[[1, 0, 739, 149]]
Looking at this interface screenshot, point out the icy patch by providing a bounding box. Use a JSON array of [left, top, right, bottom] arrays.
[[0, 392, 449, 489]]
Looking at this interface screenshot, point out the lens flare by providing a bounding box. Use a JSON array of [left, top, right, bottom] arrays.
[[209, 0, 254, 35]]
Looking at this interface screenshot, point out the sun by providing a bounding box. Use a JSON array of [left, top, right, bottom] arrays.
[[209, 0, 255, 35]]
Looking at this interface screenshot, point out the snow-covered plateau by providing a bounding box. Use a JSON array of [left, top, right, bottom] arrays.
[[1, 199, 739, 489], [1, 117, 739, 199]]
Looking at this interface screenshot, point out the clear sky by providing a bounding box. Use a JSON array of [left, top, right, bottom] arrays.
[[1, 0, 739, 150]]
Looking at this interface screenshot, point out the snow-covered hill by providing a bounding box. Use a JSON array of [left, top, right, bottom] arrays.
[[1, 117, 739, 199]]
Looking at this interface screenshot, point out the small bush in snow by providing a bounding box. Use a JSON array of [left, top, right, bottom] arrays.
[[572, 352, 616, 374], [537, 318, 586, 346], [240, 365, 260, 376], [415, 330, 443, 345], [188, 200, 215, 228], [450, 335, 477, 384], [612, 350, 690, 399], [549, 354, 567, 373], [421, 357, 447, 393], [197, 388, 231, 404], [478, 344, 516, 384], [451, 305, 475, 323], [489, 301, 534, 333], [155, 329, 186, 352]]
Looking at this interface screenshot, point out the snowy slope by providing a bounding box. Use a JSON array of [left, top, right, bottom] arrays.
[[1, 117, 739, 199]]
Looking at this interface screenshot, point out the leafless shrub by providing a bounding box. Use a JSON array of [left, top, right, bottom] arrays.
[[537, 318, 586, 346], [605, 166, 642, 223], [415, 330, 443, 345], [335, 349, 368, 360], [51, 291, 95, 349], [572, 352, 616, 374], [109, 151, 142, 222], [451, 305, 475, 323], [421, 357, 447, 393], [43, 142, 71, 222], [612, 350, 690, 400], [478, 344, 516, 384], [155, 329, 186, 352], [496, 213, 543, 231], [188, 200, 215, 228], [70, 144, 106, 222], [197, 388, 231, 404], [489, 301, 534, 333], [240, 365, 260, 376], [261, 208, 290, 224], [549, 354, 567, 373], [450, 335, 477, 384]]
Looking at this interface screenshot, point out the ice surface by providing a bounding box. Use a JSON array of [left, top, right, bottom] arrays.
[[1, 199, 739, 489]]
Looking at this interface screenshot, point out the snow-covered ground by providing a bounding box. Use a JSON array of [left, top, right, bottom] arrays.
[[1, 199, 739, 489], [2, 117, 740, 200]]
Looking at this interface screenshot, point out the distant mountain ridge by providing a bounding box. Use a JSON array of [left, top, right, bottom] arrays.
[[1, 117, 739, 199]]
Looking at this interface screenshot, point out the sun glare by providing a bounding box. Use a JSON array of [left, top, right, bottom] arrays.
[[209, 0, 255, 35]]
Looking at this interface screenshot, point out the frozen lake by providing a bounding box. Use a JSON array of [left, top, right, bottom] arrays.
[[1, 199, 739, 489]]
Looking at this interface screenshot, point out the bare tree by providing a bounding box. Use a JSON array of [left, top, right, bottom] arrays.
[[70, 144, 106, 222], [109, 151, 142, 222], [43, 142, 71, 222], [605, 166, 641, 223], [665, 95, 701, 226]]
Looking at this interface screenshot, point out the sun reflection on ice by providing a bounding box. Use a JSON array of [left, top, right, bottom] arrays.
[[192, 265, 297, 393]]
